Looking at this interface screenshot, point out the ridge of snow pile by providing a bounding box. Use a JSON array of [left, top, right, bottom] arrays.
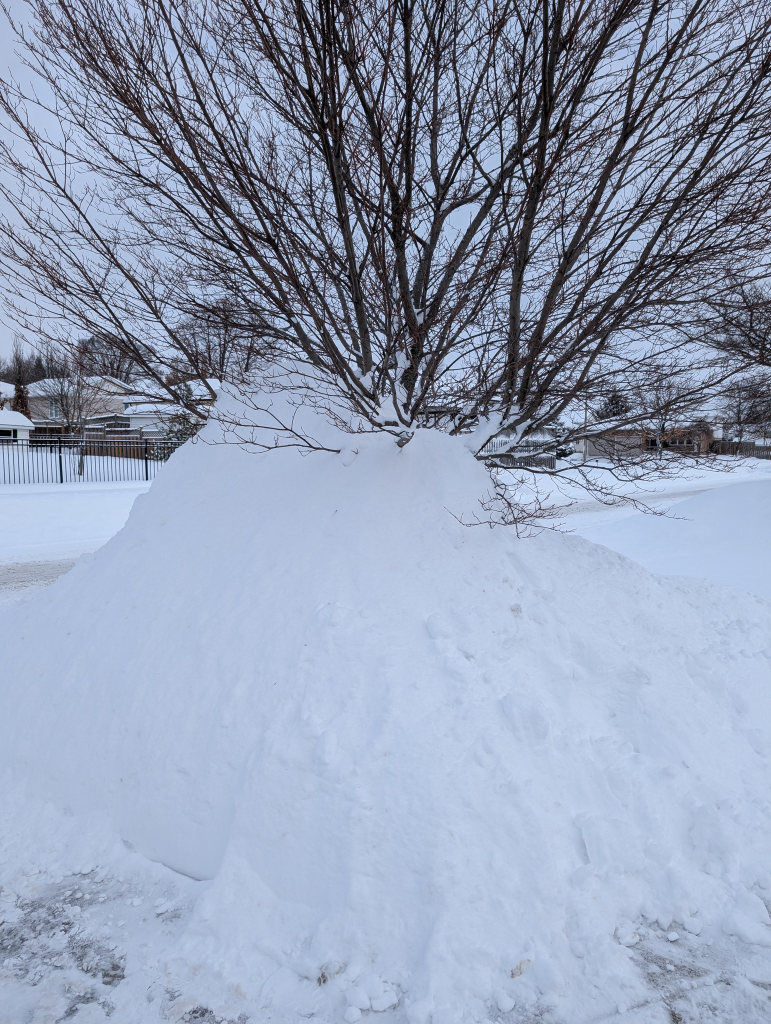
[[1, 394, 771, 1022]]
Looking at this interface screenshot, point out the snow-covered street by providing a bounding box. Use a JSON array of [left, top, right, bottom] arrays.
[[0, 482, 149, 605], [0, 559, 77, 606], [580, 477, 771, 601], [0, 482, 149, 564]]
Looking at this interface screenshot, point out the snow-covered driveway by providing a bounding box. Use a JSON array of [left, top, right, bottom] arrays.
[[0, 559, 77, 605], [0, 482, 149, 604]]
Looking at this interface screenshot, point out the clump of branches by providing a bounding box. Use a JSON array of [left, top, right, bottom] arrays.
[[710, 280, 771, 369], [1, 0, 771, 480], [0, 338, 45, 385], [719, 377, 771, 442]]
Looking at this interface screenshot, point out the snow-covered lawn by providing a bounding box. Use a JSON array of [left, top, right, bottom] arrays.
[[0, 482, 149, 564], [580, 477, 771, 601]]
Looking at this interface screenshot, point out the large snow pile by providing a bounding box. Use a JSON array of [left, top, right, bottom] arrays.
[[1, 397, 771, 1023]]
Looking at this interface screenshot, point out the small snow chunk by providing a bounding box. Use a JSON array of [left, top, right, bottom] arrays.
[[667, 931, 680, 942], [425, 613, 452, 639], [371, 990, 398, 1011], [154, 900, 174, 916], [344, 1010, 362, 1024], [346, 987, 371, 1010], [496, 992, 516, 1013], [617, 928, 640, 947]]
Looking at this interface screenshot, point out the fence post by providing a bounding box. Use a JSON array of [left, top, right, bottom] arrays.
[[144, 439, 149, 481], [57, 436, 63, 484]]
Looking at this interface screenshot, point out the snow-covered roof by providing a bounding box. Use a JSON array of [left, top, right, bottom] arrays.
[[123, 401, 168, 416], [124, 378, 220, 403], [0, 409, 34, 429], [2, 375, 218, 403], [25, 375, 135, 397]]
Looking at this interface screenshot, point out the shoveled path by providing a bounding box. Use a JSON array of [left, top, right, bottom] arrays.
[[0, 559, 77, 605]]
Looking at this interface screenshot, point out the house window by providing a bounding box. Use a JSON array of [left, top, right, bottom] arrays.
[[48, 399, 61, 420]]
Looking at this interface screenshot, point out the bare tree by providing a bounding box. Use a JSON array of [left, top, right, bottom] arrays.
[[719, 376, 771, 443], [0, 338, 45, 385], [7, 339, 31, 417], [0, 0, 770, 478], [33, 345, 101, 432], [709, 279, 771, 369], [76, 335, 137, 384]]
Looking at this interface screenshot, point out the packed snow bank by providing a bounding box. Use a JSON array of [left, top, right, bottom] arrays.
[[580, 478, 771, 600], [1, 397, 771, 1023]]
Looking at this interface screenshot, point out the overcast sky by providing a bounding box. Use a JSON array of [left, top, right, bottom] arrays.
[[0, 2, 25, 361]]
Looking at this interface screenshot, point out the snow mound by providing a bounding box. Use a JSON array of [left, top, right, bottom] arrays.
[[581, 477, 771, 600], [1, 396, 771, 1023]]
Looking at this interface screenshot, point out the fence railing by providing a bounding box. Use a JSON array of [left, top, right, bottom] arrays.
[[477, 438, 558, 469], [710, 440, 771, 459], [0, 436, 183, 485]]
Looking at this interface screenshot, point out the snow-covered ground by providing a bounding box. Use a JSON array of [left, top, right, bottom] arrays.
[[580, 477, 771, 601], [0, 482, 149, 563], [1, 427, 771, 1024], [562, 459, 771, 601], [0, 482, 149, 605]]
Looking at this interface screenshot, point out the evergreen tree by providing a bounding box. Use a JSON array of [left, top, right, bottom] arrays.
[[163, 383, 202, 442], [596, 391, 631, 421], [10, 368, 31, 418]]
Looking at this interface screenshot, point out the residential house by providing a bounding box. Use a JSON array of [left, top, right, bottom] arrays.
[[0, 409, 34, 441], [1, 375, 218, 437], [581, 421, 715, 459], [7, 376, 136, 434], [117, 379, 219, 437]]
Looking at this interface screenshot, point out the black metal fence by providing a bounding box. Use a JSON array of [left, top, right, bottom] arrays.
[[478, 438, 558, 470], [0, 436, 183, 485]]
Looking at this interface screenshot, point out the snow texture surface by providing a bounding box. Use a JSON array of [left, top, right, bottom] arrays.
[[0, 481, 149, 563], [1, 397, 771, 1024], [581, 477, 771, 600]]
